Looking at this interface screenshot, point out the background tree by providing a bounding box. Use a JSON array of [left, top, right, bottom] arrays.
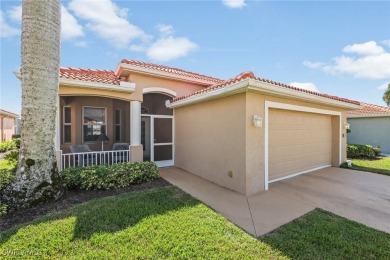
[[2, 0, 63, 209], [383, 83, 390, 107]]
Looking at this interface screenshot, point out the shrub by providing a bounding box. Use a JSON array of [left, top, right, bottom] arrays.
[[62, 161, 159, 190], [0, 203, 7, 216], [0, 138, 20, 153], [0, 153, 18, 206], [0, 168, 15, 194], [12, 138, 21, 148], [4, 151, 19, 165], [347, 144, 380, 159], [372, 146, 382, 157]]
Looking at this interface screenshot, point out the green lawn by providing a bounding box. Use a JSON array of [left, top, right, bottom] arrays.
[[343, 157, 390, 176], [262, 208, 390, 259], [1, 187, 389, 259]]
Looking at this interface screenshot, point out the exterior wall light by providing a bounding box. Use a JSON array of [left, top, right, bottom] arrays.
[[344, 122, 350, 129], [252, 115, 263, 128]]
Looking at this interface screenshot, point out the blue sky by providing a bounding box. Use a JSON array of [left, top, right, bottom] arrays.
[[1, 0, 389, 114]]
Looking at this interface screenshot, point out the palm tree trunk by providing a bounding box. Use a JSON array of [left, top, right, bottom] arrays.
[[2, 0, 63, 210]]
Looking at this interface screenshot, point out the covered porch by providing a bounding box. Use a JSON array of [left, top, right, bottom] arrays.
[[55, 89, 174, 170]]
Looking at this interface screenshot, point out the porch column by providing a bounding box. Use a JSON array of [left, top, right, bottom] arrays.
[[130, 101, 143, 162]]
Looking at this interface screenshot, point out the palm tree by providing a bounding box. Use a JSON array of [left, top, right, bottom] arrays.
[[383, 83, 390, 107], [2, 0, 63, 209]]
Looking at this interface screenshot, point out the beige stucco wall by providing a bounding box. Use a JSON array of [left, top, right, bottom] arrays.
[[347, 117, 390, 154], [175, 93, 248, 194], [128, 73, 206, 101], [0, 117, 16, 142], [175, 91, 348, 195], [59, 86, 134, 101]]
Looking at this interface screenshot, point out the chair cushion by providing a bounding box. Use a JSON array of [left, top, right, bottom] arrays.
[[70, 145, 92, 153], [112, 143, 129, 151]]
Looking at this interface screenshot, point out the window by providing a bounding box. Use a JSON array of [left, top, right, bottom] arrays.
[[115, 109, 121, 142], [63, 106, 71, 143], [83, 107, 106, 142]]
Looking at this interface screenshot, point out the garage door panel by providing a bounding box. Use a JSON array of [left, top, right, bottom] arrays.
[[269, 109, 332, 181]]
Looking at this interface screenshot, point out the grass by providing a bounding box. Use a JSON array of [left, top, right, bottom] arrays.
[[0, 187, 286, 259], [1, 187, 389, 259], [342, 157, 390, 176], [262, 208, 390, 259]]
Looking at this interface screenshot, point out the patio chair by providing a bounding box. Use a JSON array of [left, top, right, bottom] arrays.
[[70, 144, 96, 166], [112, 143, 130, 163]]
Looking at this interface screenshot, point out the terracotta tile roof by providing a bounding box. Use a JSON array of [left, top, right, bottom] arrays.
[[60, 68, 122, 85], [171, 71, 361, 106], [121, 59, 224, 85], [347, 102, 390, 117]]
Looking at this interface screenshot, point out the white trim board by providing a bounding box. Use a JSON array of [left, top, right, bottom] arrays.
[[167, 78, 361, 110], [264, 101, 342, 190], [143, 87, 177, 97]]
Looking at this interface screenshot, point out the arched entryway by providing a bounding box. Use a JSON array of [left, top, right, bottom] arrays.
[[141, 92, 174, 167]]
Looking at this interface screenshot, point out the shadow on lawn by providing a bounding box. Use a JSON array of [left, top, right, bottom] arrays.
[[0, 186, 200, 244]]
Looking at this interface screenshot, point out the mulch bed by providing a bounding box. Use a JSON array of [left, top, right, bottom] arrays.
[[0, 178, 171, 232]]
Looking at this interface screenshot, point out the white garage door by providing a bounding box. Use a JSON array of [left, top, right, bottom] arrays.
[[268, 108, 332, 182]]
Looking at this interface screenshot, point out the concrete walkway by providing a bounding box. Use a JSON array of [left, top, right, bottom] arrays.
[[160, 167, 390, 236]]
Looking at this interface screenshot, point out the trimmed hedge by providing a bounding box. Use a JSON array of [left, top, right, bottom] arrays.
[[62, 161, 159, 190], [347, 144, 382, 159], [0, 138, 20, 153], [0, 157, 18, 216]]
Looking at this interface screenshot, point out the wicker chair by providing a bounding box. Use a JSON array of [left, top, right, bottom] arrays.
[[70, 144, 95, 166]]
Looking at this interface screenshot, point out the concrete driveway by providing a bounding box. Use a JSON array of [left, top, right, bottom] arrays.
[[160, 167, 390, 236]]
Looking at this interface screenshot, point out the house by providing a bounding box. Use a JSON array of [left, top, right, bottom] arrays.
[[0, 109, 20, 143], [40, 59, 361, 195], [347, 102, 390, 154]]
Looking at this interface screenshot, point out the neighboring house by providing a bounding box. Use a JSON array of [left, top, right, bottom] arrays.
[[0, 109, 20, 143], [16, 59, 361, 195], [347, 102, 390, 154]]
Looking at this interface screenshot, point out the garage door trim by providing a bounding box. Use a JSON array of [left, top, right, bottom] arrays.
[[264, 101, 342, 190]]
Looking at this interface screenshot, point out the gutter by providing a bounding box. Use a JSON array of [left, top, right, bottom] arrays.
[[167, 78, 362, 110], [347, 114, 390, 119], [60, 78, 135, 93], [14, 71, 135, 93]]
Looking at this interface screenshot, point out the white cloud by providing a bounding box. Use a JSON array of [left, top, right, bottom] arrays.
[[322, 53, 390, 79], [303, 60, 325, 69], [382, 39, 390, 47], [304, 41, 390, 80], [289, 82, 319, 92], [377, 82, 389, 90], [156, 24, 174, 37], [61, 6, 84, 40], [0, 10, 20, 38], [7, 5, 21, 22], [222, 0, 246, 9], [68, 0, 149, 48], [5, 5, 84, 41], [343, 41, 384, 56], [146, 24, 197, 62]]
